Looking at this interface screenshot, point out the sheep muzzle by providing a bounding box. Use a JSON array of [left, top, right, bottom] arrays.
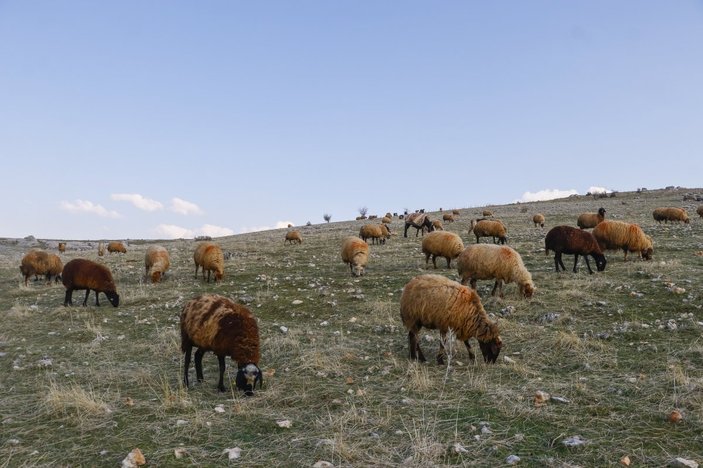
[[479, 338, 502, 364]]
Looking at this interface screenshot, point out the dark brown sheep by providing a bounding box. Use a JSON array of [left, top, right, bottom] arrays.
[[181, 294, 262, 395], [545, 225, 607, 274], [404, 213, 434, 237], [62, 259, 119, 307]]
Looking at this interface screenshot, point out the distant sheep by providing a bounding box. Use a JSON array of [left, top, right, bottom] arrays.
[[470, 219, 507, 244], [58, 242, 66, 253], [193, 242, 224, 282], [381, 216, 392, 224], [431, 220, 444, 231], [404, 213, 434, 237], [544, 225, 606, 274], [482, 210, 493, 217], [577, 207, 606, 229], [532, 213, 545, 228], [341, 236, 369, 277], [285, 230, 303, 245], [181, 294, 261, 395], [19, 249, 63, 286], [359, 224, 391, 245], [400, 274, 502, 364], [456, 244, 535, 298], [452, 209, 460, 217], [97, 242, 105, 257], [652, 207, 689, 224], [62, 258, 119, 307], [144, 245, 170, 283], [107, 241, 127, 254], [592, 220, 653, 261], [698, 206, 703, 219], [421, 231, 464, 269], [442, 213, 455, 223]]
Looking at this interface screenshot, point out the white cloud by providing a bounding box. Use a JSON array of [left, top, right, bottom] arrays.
[[239, 221, 294, 234], [153, 223, 233, 239], [198, 224, 234, 238], [111, 193, 163, 211], [516, 189, 578, 203], [170, 197, 203, 215], [59, 199, 121, 218], [587, 186, 611, 194]]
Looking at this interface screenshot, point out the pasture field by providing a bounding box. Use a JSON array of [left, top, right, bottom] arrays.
[[1, 188, 702, 467]]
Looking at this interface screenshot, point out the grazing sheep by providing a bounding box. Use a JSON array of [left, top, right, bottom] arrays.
[[341, 236, 369, 276], [359, 224, 391, 245], [144, 245, 170, 283], [592, 220, 653, 261], [107, 241, 127, 254], [544, 225, 606, 274], [452, 209, 460, 217], [532, 213, 545, 228], [62, 258, 119, 307], [652, 207, 689, 224], [355, 215, 367, 221], [58, 242, 66, 253], [97, 242, 105, 257], [284, 230, 303, 244], [181, 294, 261, 395], [442, 213, 455, 223], [456, 244, 535, 298], [482, 210, 493, 217], [470, 219, 507, 244], [577, 207, 606, 229], [421, 231, 465, 269], [381, 216, 392, 224], [19, 250, 63, 286], [193, 242, 225, 282], [698, 205, 703, 219], [400, 274, 502, 364], [431, 220, 444, 231], [404, 213, 434, 237]]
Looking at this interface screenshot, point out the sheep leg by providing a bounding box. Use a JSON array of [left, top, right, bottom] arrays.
[[583, 255, 594, 274], [183, 345, 192, 388], [82, 289, 91, 306], [404, 224, 409, 238], [555, 252, 566, 272], [572, 254, 580, 273], [491, 280, 504, 298], [623, 249, 629, 261], [432, 255, 438, 269], [206, 270, 211, 283], [408, 331, 426, 362], [194, 264, 199, 279], [469, 279, 477, 290], [217, 355, 227, 392], [463, 340, 476, 361], [437, 331, 447, 364], [63, 288, 73, 306], [445, 257, 451, 269], [194, 348, 206, 382], [424, 253, 431, 268]]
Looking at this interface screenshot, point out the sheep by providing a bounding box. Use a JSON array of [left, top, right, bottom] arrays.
[[181, 294, 261, 395], [452, 209, 460, 217], [456, 244, 535, 298], [284, 230, 303, 244], [341, 236, 369, 277], [544, 225, 606, 274], [421, 231, 465, 269], [97, 242, 105, 257], [470, 219, 507, 244], [404, 213, 434, 237], [698, 205, 703, 219], [442, 213, 455, 223], [58, 242, 66, 253], [482, 210, 493, 217], [400, 274, 502, 364], [193, 242, 224, 282], [381, 216, 392, 224], [576, 207, 606, 229], [107, 241, 127, 254], [431, 220, 444, 231], [652, 207, 689, 224], [359, 224, 391, 245], [532, 213, 545, 228], [592, 220, 653, 261], [62, 258, 119, 307], [19, 249, 63, 286], [144, 245, 170, 283]]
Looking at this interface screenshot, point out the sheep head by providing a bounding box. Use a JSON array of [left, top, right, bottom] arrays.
[[594, 254, 607, 272], [641, 248, 653, 261], [479, 336, 502, 364], [520, 283, 535, 299], [106, 292, 120, 307], [151, 271, 162, 283], [236, 363, 262, 396]]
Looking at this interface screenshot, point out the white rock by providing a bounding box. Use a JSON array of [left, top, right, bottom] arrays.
[[174, 448, 187, 459], [503, 356, 516, 364], [506, 455, 521, 465], [176, 419, 188, 426], [671, 458, 699, 468], [313, 462, 334, 468], [320, 321, 329, 326], [292, 300, 303, 305], [276, 419, 293, 428], [562, 435, 587, 448], [550, 396, 570, 404], [453, 442, 469, 453], [214, 404, 225, 413], [279, 326, 289, 333], [223, 447, 241, 460]]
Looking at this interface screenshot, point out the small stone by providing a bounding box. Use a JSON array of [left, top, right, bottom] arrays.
[[176, 419, 188, 426], [503, 356, 516, 364], [669, 410, 683, 423], [223, 447, 241, 460], [453, 442, 468, 453], [214, 405, 225, 413], [670, 458, 698, 468], [174, 448, 187, 459], [320, 321, 329, 326], [534, 390, 550, 407], [121, 448, 146, 467], [279, 326, 289, 333], [481, 426, 492, 435], [562, 435, 587, 448], [8, 439, 20, 445], [276, 419, 292, 428], [550, 395, 570, 404], [620, 455, 631, 466], [506, 455, 521, 465], [313, 462, 335, 468], [292, 300, 303, 305]]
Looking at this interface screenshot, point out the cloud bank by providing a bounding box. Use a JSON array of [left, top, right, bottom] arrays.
[[516, 189, 578, 203], [153, 223, 234, 239], [111, 193, 163, 211], [239, 221, 294, 234], [59, 200, 121, 218], [170, 197, 203, 215]]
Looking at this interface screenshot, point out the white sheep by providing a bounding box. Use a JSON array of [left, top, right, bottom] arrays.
[[456, 244, 535, 298], [400, 274, 502, 364]]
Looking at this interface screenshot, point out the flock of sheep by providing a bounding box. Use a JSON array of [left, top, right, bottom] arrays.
[[16, 202, 701, 395]]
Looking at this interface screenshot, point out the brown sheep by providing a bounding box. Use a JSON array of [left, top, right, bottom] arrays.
[[421, 231, 465, 269], [404, 213, 434, 237], [577, 207, 606, 229], [532, 213, 545, 228], [107, 241, 127, 254], [62, 258, 119, 307], [97, 242, 105, 257], [19, 250, 63, 286], [452, 209, 460, 217], [442, 213, 455, 223], [456, 244, 535, 298], [698, 205, 703, 219], [341, 236, 369, 276], [652, 207, 689, 224], [482, 210, 493, 217], [193, 242, 224, 282], [431, 220, 444, 231], [592, 220, 653, 261], [181, 294, 261, 395], [285, 230, 303, 244], [400, 274, 502, 364], [359, 224, 391, 245], [381, 216, 392, 224], [544, 225, 606, 274], [470, 219, 507, 244], [58, 242, 66, 253], [144, 245, 170, 283]]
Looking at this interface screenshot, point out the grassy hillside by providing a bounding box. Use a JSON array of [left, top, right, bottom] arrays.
[[1, 188, 702, 466]]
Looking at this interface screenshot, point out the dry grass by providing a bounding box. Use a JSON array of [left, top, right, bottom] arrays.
[[0, 187, 702, 465]]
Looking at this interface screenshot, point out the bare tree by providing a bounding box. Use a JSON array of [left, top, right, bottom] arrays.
[[358, 206, 368, 217], [323, 213, 332, 223]]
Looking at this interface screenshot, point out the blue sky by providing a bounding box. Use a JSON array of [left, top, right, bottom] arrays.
[[1, 1, 701, 239]]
